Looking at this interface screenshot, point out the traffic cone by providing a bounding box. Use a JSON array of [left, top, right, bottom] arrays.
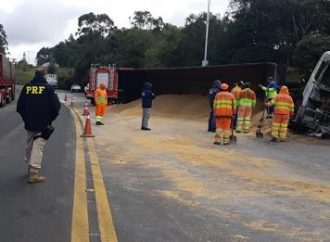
[[64, 93, 68, 102], [81, 115, 95, 137], [82, 102, 90, 116]]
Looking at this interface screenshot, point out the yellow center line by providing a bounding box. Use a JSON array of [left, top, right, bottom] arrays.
[[69, 104, 118, 242], [87, 138, 118, 242], [70, 107, 89, 242]]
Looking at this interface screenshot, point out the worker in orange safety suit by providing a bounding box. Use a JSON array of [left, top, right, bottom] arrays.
[[94, 83, 108, 125], [230, 82, 242, 129], [266, 86, 294, 142], [213, 83, 236, 145], [236, 82, 256, 133]]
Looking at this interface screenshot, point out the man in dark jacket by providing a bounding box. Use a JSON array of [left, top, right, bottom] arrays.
[[17, 68, 61, 183], [208, 79, 221, 132], [141, 82, 155, 131]]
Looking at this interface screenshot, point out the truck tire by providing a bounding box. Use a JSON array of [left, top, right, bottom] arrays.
[[6, 94, 12, 104], [0, 96, 6, 107]]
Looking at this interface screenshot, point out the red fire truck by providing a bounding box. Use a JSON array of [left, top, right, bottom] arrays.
[[85, 64, 119, 105], [0, 53, 15, 107]]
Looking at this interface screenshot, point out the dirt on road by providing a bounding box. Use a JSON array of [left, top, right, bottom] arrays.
[[86, 94, 330, 242]]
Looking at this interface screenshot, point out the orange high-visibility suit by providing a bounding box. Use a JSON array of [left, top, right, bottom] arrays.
[[231, 85, 241, 101], [268, 86, 294, 141], [231, 84, 241, 129], [213, 84, 236, 144], [94, 84, 108, 125], [236, 87, 256, 133]]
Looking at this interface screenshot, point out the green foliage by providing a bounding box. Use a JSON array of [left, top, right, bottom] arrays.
[[129, 11, 166, 30], [15, 66, 35, 85], [36, 47, 54, 66], [36, 4, 330, 84], [292, 34, 330, 76], [47, 60, 58, 74], [77, 12, 114, 37], [57, 68, 74, 90]]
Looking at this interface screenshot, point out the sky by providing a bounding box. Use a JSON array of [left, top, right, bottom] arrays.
[[0, 0, 230, 64]]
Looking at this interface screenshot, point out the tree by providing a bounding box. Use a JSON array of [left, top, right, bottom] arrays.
[[76, 12, 115, 37], [36, 47, 54, 66], [144, 25, 184, 68], [292, 34, 330, 76], [130, 11, 166, 30], [0, 23, 8, 54], [227, 0, 330, 65]]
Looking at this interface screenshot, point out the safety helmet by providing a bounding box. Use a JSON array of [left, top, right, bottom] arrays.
[[279, 85, 289, 94], [220, 83, 229, 90], [243, 82, 250, 88], [267, 77, 274, 82]]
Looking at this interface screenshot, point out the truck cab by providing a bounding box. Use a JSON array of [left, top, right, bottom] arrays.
[[292, 51, 330, 136]]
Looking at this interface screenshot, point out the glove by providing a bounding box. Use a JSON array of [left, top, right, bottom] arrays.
[[258, 84, 263, 88]]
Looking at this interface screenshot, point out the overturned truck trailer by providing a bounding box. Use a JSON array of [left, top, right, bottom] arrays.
[[118, 62, 281, 103], [292, 51, 330, 137]]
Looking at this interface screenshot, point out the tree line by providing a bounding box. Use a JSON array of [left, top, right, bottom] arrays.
[[1, 0, 330, 88]]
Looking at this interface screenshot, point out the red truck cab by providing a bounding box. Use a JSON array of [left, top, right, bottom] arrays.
[[0, 53, 16, 107]]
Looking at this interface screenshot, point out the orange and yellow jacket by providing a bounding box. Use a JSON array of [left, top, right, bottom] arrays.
[[231, 86, 241, 108], [270, 92, 294, 116], [231, 86, 241, 99], [213, 91, 236, 117], [94, 88, 108, 105], [238, 88, 256, 108]]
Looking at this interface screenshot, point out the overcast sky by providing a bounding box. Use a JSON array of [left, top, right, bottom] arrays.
[[0, 0, 230, 64]]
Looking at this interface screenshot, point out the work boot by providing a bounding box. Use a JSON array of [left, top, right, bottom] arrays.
[[270, 137, 277, 142], [223, 142, 230, 145], [213, 141, 221, 145], [236, 130, 241, 133], [27, 173, 46, 183], [96, 121, 102, 125], [279, 138, 287, 142], [141, 127, 151, 131]]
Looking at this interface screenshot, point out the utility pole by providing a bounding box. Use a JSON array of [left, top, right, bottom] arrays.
[[202, 0, 211, 67]]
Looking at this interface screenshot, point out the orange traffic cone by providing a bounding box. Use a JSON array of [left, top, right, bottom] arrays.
[[64, 93, 68, 102], [82, 102, 90, 116], [81, 115, 95, 137]]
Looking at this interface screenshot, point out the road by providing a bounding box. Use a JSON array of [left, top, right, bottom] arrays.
[[0, 91, 76, 242], [0, 89, 329, 242]]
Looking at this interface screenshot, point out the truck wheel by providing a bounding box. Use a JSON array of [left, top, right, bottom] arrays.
[[6, 95, 12, 104], [0, 97, 6, 107]]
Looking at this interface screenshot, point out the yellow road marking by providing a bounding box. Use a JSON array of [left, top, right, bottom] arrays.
[[70, 108, 89, 242], [87, 138, 118, 242]]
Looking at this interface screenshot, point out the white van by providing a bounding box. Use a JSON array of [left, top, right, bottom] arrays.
[[292, 51, 330, 136]]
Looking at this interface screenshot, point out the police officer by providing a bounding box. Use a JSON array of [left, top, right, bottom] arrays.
[[208, 79, 221, 132], [17, 67, 61, 183], [141, 82, 155, 131]]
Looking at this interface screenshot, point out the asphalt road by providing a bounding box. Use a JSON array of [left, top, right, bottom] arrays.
[[1, 89, 329, 242], [0, 94, 76, 242]]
